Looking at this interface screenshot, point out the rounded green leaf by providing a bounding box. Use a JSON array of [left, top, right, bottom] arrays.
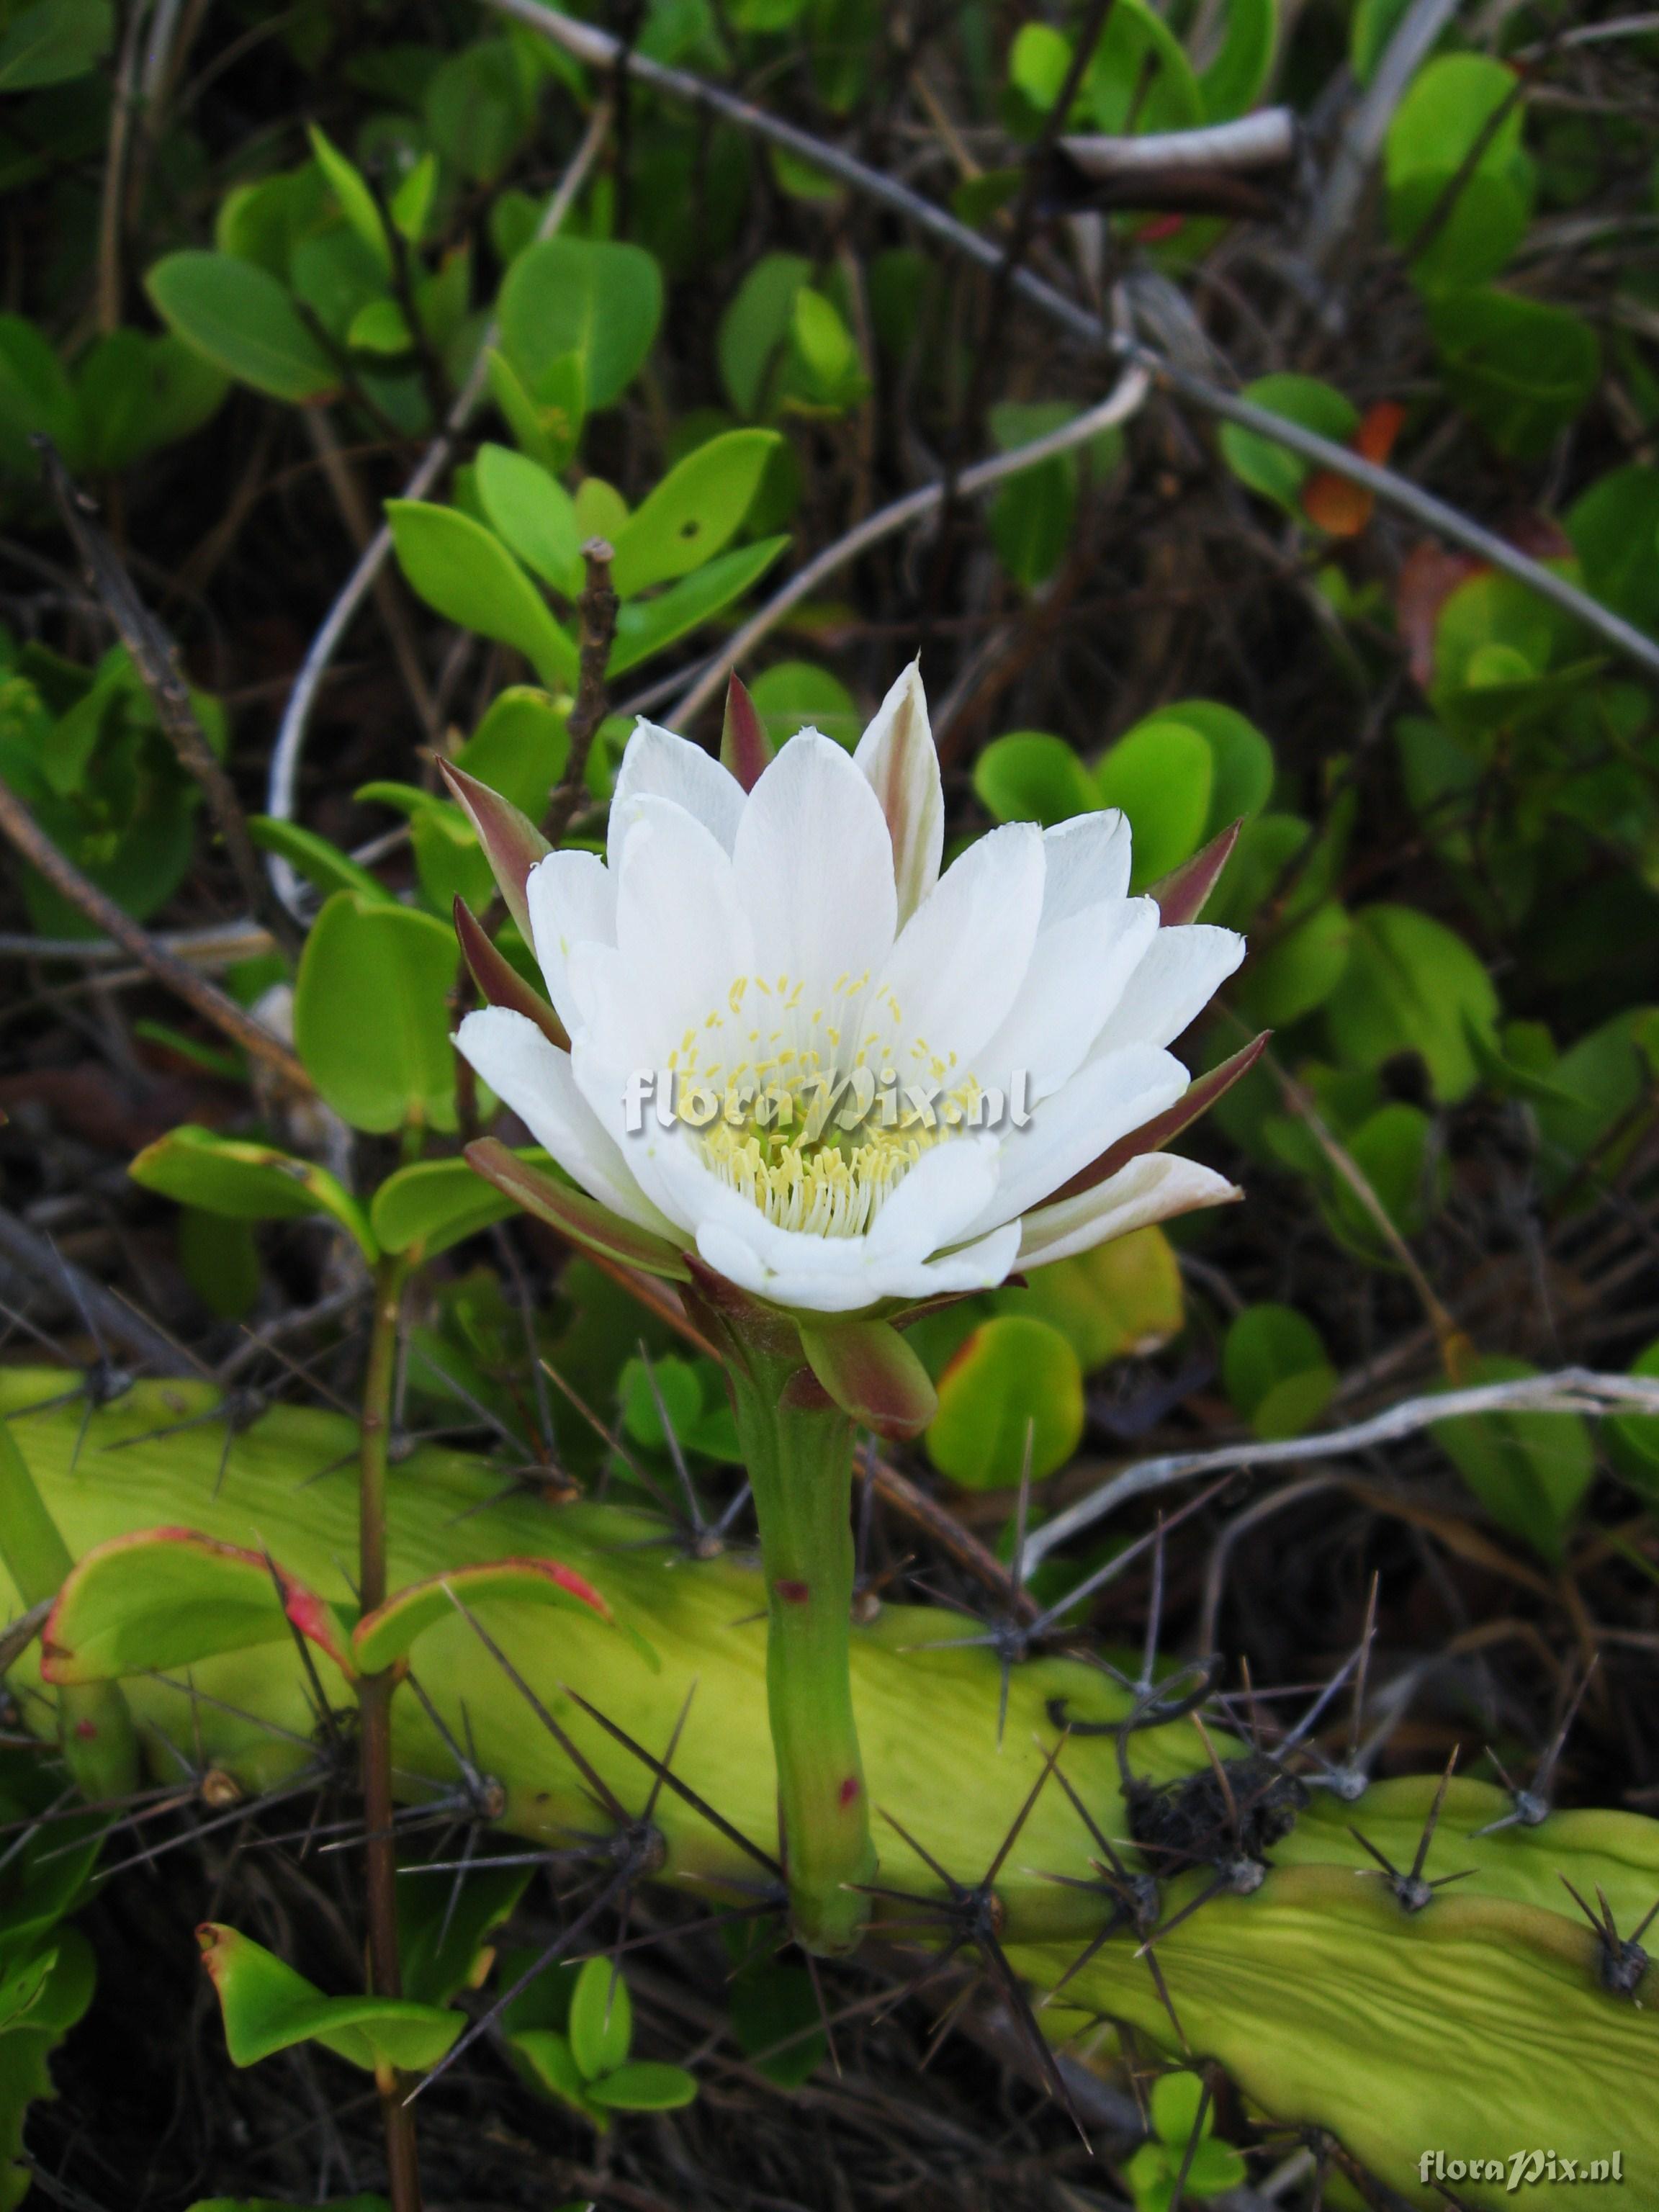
[[306, 125, 391, 276], [609, 430, 781, 598], [198, 1923, 461, 2074], [1324, 904, 1498, 1103], [992, 1229, 1184, 1374], [387, 500, 577, 688], [1199, 0, 1277, 120], [974, 732, 1101, 827], [925, 1316, 1084, 1488], [1606, 1340, 1659, 1504], [607, 536, 789, 678], [1242, 900, 1353, 1028], [1219, 374, 1359, 513], [748, 660, 860, 750], [1430, 1355, 1593, 1563], [1567, 466, 1659, 635], [585, 2061, 699, 2111], [294, 891, 462, 1135], [475, 443, 583, 595], [130, 1125, 378, 1260], [1094, 720, 1215, 889], [456, 686, 570, 817], [1161, 699, 1275, 835], [568, 1954, 632, 2081], [371, 1150, 544, 1258], [246, 816, 395, 905], [1429, 287, 1600, 461], [498, 236, 663, 410], [1385, 55, 1532, 291], [1223, 1304, 1336, 1441], [0, 0, 111, 89], [1085, 0, 1203, 134], [145, 252, 340, 403], [717, 253, 811, 416]]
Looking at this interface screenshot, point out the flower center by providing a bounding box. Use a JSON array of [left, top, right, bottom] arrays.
[[667, 971, 982, 1238]]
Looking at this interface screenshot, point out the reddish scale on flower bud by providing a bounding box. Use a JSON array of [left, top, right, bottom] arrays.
[[838, 1776, 860, 1809], [775, 1579, 811, 1605]]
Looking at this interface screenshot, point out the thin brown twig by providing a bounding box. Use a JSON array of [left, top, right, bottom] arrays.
[[0, 773, 308, 1092], [32, 438, 296, 953], [544, 540, 619, 847]]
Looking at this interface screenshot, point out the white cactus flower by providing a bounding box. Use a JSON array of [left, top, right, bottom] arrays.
[[454, 665, 1248, 1317]]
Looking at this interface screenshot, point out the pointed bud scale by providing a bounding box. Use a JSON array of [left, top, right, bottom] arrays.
[[720, 673, 773, 792], [853, 659, 944, 927], [439, 761, 550, 944], [454, 897, 570, 1052], [1150, 819, 1243, 927], [1048, 1033, 1269, 1206], [797, 1317, 939, 1441], [464, 1138, 692, 1282]]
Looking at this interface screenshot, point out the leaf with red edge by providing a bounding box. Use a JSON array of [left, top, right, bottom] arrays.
[[454, 896, 570, 1050], [1396, 543, 1483, 690], [464, 1138, 691, 1282], [1047, 1034, 1270, 1207], [42, 1527, 355, 1684], [1148, 820, 1243, 925], [796, 1318, 938, 1441], [439, 763, 550, 943], [197, 1922, 460, 2073], [719, 673, 773, 792], [353, 1557, 613, 1676], [1301, 469, 1375, 537]]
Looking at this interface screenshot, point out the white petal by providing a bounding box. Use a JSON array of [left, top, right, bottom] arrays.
[[612, 799, 756, 1065], [732, 730, 897, 1014], [1039, 808, 1133, 918], [866, 822, 1046, 1079], [853, 660, 944, 927], [873, 1222, 1022, 1301], [608, 718, 745, 866], [526, 848, 615, 1035], [692, 1212, 1021, 1315], [961, 1045, 1190, 1236], [974, 894, 1159, 1101], [862, 1133, 1000, 1260], [1100, 922, 1244, 1051], [1017, 1152, 1240, 1268], [454, 1008, 675, 1236]]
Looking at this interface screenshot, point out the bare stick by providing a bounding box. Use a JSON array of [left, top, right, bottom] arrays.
[[0, 773, 307, 1091], [1022, 1367, 1659, 1573], [32, 439, 295, 952], [487, 0, 1659, 692], [263, 100, 613, 917], [544, 541, 619, 846]]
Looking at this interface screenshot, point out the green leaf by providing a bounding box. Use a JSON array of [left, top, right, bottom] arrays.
[[424, 37, 539, 184], [246, 815, 395, 905], [390, 151, 438, 245], [1567, 466, 1659, 635], [1198, 0, 1277, 120], [1241, 900, 1353, 1027], [1385, 55, 1532, 291], [568, 1954, 632, 2082], [307, 125, 391, 276], [1163, 699, 1275, 836], [717, 253, 811, 417], [398, 1861, 531, 2010], [198, 1923, 460, 2074], [0, 0, 111, 89], [1321, 1101, 1447, 1258], [387, 500, 577, 688], [608, 431, 781, 598], [347, 298, 413, 356], [1150, 2069, 1211, 2147], [1429, 288, 1600, 460], [586, 2061, 698, 2111], [1324, 903, 1498, 1103], [1085, 0, 1204, 135], [371, 1150, 544, 1258], [1223, 1303, 1336, 1440], [0, 313, 81, 476], [508, 2027, 595, 2116], [925, 1316, 1084, 1488], [747, 660, 860, 750], [607, 536, 789, 678], [456, 685, 570, 817], [351, 1555, 612, 1676], [475, 443, 583, 596], [992, 1229, 1184, 1374], [1094, 719, 1215, 889], [1431, 1356, 1594, 1562], [129, 1125, 378, 1260], [1219, 374, 1358, 513], [727, 1943, 825, 2087], [293, 891, 462, 1135], [974, 732, 1101, 827], [41, 1527, 351, 1683], [788, 287, 866, 408], [498, 236, 663, 410], [145, 252, 340, 403], [75, 329, 228, 473]]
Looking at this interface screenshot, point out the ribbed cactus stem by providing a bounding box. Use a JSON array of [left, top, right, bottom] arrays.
[[724, 1348, 875, 1955]]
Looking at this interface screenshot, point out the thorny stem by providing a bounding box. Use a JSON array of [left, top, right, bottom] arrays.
[[359, 1250, 421, 2211], [723, 1345, 876, 1955]]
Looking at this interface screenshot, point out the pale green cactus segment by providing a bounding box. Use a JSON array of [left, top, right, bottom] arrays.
[[3, 1372, 1658, 2206]]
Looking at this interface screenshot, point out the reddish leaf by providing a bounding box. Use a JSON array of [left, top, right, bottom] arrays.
[[719, 673, 773, 792], [454, 897, 570, 1051], [1150, 819, 1243, 926], [1395, 543, 1482, 690], [464, 1138, 691, 1281], [1047, 1033, 1269, 1206], [439, 763, 550, 943], [797, 1318, 938, 1440]]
